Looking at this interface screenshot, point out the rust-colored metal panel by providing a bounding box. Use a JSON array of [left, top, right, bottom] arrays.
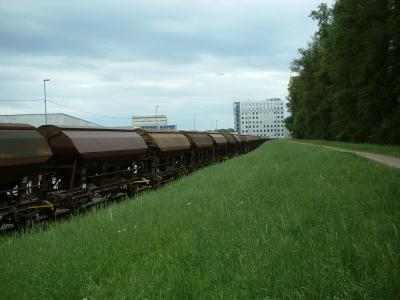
[[223, 134, 237, 144], [240, 135, 249, 142], [134, 129, 191, 152], [38, 125, 148, 159], [0, 124, 52, 167], [182, 132, 214, 149], [208, 133, 228, 145], [148, 133, 191, 152], [232, 134, 243, 143], [0, 123, 52, 187], [0, 123, 34, 130]]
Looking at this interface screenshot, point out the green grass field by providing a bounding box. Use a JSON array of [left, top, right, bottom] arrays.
[[1, 141, 400, 299], [298, 139, 400, 158]]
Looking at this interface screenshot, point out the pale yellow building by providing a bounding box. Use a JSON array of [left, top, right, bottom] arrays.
[[132, 115, 177, 130]]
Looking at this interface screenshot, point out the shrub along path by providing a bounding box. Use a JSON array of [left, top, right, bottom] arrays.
[[295, 139, 400, 158], [290, 140, 400, 170], [1, 141, 399, 299]]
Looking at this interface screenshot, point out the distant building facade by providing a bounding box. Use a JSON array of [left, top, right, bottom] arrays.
[[0, 113, 101, 127], [132, 115, 177, 130], [233, 98, 287, 138]]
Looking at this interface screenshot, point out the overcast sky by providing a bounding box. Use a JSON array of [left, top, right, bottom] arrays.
[[0, 0, 332, 130]]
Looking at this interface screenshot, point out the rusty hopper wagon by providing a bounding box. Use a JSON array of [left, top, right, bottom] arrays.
[[37, 125, 149, 210], [0, 124, 267, 230], [222, 133, 237, 158], [181, 131, 214, 170], [207, 133, 228, 161], [134, 129, 191, 184], [231, 134, 245, 154], [0, 124, 52, 226]]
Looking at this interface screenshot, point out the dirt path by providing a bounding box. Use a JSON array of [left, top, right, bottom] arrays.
[[287, 140, 400, 170]]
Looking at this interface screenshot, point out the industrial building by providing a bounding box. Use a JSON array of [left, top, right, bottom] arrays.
[[0, 113, 101, 127], [233, 98, 288, 138], [132, 115, 177, 130]]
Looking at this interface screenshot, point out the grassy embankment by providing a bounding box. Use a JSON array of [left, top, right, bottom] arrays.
[[297, 139, 400, 158], [1, 140, 399, 299]]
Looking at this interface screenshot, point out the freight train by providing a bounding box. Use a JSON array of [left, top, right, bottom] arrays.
[[0, 123, 267, 230]]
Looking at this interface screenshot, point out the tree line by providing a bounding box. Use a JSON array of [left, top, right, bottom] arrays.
[[285, 0, 400, 144]]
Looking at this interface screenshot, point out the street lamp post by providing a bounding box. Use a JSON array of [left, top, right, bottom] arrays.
[[43, 79, 50, 125], [155, 105, 159, 129]]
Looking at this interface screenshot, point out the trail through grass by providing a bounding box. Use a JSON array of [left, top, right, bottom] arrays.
[[1, 140, 400, 299], [298, 139, 400, 158]]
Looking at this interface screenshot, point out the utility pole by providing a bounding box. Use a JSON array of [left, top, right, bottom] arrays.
[[193, 114, 196, 131], [155, 105, 159, 129], [215, 119, 218, 131], [43, 79, 50, 125]]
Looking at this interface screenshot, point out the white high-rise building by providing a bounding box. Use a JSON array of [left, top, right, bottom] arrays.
[[233, 98, 287, 138]]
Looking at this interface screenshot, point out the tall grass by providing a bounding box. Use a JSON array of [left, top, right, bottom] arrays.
[[1, 140, 399, 299]]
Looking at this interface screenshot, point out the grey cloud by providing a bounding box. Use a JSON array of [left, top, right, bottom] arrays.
[[0, 0, 320, 66], [0, 0, 331, 129]]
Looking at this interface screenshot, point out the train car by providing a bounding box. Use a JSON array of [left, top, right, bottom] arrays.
[[207, 132, 228, 161], [0, 124, 269, 231], [37, 125, 149, 210], [222, 133, 237, 157], [250, 135, 261, 151], [0, 123, 52, 227], [134, 129, 191, 184], [247, 135, 267, 151], [242, 135, 251, 153], [231, 134, 244, 154], [181, 131, 214, 170], [246, 135, 256, 151]]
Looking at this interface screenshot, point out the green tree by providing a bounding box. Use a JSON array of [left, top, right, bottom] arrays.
[[286, 0, 400, 144], [216, 128, 236, 134]]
